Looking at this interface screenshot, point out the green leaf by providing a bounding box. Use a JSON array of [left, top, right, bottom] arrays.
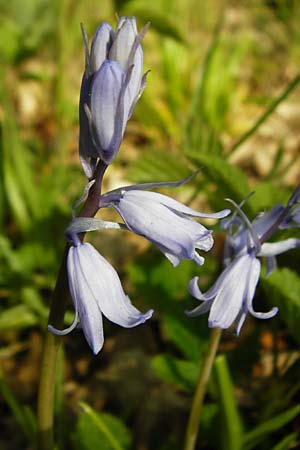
[[185, 14, 222, 134], [149, 258, 194, 298], [247, 181, 290, 212], [151, 354, 199, 391], [215, 355, 244, 450], [261, 268, 300, 344], [22, 287, 48, 321], [0, 304, 38, 331], [270, 433, 298, 450], [163, 314, 206, 362], [74, 402, 131, 450], [243, 405, 300, 450], [186, 151, 251, 208], [228, 75, 300, 156], [0, 78, 40, 232], [0, 370, 36, 442], [0, 16, 20, 62], [128, 148, 191, 183]]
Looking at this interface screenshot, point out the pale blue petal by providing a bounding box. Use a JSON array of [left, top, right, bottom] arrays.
[[78, 243, 153, 327], [109, 18, 138, 70], [196, 233, 214, 253], [188, 270, 228, 302], [235, 310, 247, 336], [161, 251, 181, 267], [253, 205, 285, 238], [208, 255, 251, 329], [283, 204, 300, 228], [70, 246, 104, 354], [185, 277, 215, 316], [79, 75, 99, 159], [192, 252, 206, 266], [90, 22, 114, 73], [266, 255, 277, 276], [48, 247, 80, 337], [115, 192, 212, 265], [123, 44, 143, 112], [290, 205, 300, 226], [245, 257, 278, 319], [123, 189, 230, 219], [90, 60, 125, 162], [259, 238, 300, 257], [185, 299, 214, 317]]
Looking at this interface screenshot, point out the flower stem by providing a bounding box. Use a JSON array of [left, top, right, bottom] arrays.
[[36, 162, 107, 450], [183, 327, 222, 450], [37, 251, 68, 450]]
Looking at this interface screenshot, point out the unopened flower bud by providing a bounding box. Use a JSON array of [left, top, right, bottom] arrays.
[[79, 17, 148, 174]]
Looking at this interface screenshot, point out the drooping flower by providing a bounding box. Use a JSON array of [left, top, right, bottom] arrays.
[[99, 180, 230, 267], [48, 237, 153, 354], [186, 189, 300, 333], [79, 17, 148, 174], [187, 252, 277, 335]]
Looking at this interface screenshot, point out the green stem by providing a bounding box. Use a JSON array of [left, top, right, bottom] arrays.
[[37, 252, 68, 450], [36, 162, 107, 450], [184, 327, 222, 450]]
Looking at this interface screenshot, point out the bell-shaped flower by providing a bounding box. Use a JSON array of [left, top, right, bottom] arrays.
[[186, 252, 278, 335], [186, 191, 300, 334], [79, 17, 148, 174], [48, 239, 153, 354], [100, 182, 230, 267], [223, 186, 300, 270]]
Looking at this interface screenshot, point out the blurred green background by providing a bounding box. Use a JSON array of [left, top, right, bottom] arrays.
[[1, 0, 300, 449]]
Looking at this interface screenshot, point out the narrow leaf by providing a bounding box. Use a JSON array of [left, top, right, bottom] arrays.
[[215, 355, 244, 450], [270, 433, 298, 450], [228, 75, 300, 156], [76, 402, 131, 450], [243, 405, 300, 450]]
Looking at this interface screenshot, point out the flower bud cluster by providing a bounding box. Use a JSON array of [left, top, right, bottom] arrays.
[[79, 17, 148, 175]]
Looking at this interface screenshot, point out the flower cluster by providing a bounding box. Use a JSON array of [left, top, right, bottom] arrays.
[[48, 15, 300, 354], [49, 16, 230, 354], [186, 189, 300, 334]]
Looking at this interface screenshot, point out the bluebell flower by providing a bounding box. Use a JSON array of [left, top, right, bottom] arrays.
[[187, 252, 276, 335], [100, 180, 230, 267], [186, 188, 300, 333], [49, 237, 153, 354], [79, 17, 148, 175]]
